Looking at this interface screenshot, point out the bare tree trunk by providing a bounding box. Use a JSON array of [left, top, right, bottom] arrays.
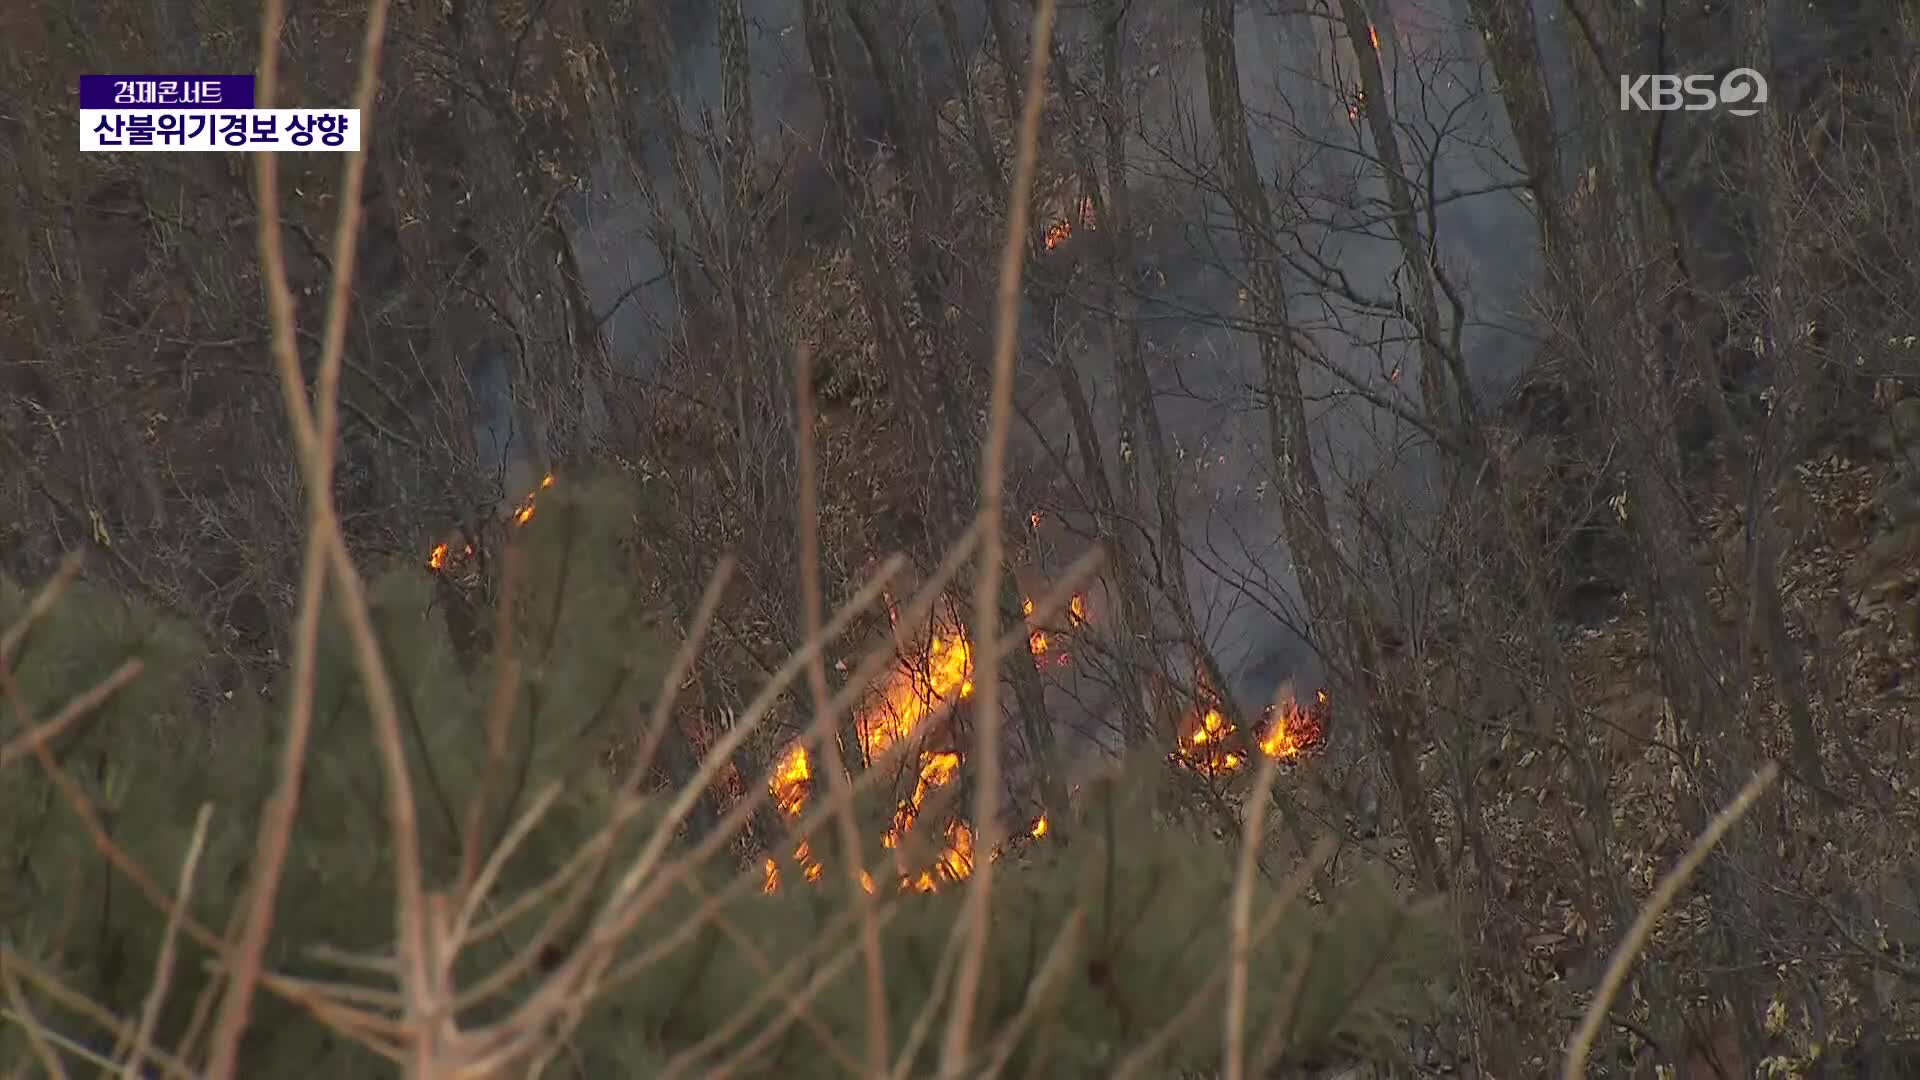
[[1199, 0, 1446, 894], [447, 0, 607, 475], [935, 0, 1004, 201], [1561, 0, 1762, 1063], [1080, 0, 1172, 747], [1336, 0, 1475, 437], [798, 0, 942, 485], [1735, 0, 1826, 797], [1080, 0, 1243, 750], [1572, 0, 1743, 769], [1039, 329, 1163, 745], [982, 0, 1024, 121], [841, 0, 980, 534]]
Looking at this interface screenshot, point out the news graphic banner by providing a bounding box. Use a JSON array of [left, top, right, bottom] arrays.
[[79, 74, 361, 152]]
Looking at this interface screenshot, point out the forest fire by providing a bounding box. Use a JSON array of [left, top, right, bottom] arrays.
[[762, 590, 1320, 894], [764, 588, 1087, 893], [1173, 689, 1327, 775], [424, 473, 555, 572], [766, 620, 980, 892], [1023, 593, 1082, 660], [1043, 196, 1098, 250], [512, 472, 556, 526]]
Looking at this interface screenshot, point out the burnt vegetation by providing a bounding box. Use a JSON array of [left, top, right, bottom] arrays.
[[3, 0, 1920, 1076]]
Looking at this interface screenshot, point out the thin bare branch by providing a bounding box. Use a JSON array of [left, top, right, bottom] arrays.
[[1225, 751, 1283, 1080], [945, 0, 1059, 1069], [0, 553, 82, 668], [0, 959, 66, 1079], [0, 658, 141, 769], [122, 802, 215, 1079], [1112, 835, 1336, 1080], [228, 0, 413, 1067], [1562, 761, 1780, 1080], [795, 343, 891, 1074]]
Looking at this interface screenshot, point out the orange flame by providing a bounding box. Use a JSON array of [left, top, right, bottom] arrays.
[[770, 744, 812, 817], [1042, 196, 1099, 251], [425, 475, 554, 573], [1368, 23, 1379, 50], [1174, 688, 1326, 775], [763, 595, 1325, 895], [767, 618, 979, 892], [511, 473, 555, 526]]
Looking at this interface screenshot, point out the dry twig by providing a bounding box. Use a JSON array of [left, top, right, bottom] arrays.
[[1561, 761, 1780, 1080], [1225, 751, 1283, 1080], [796, 345, 891, 1075], [945, 0, 1060, 1070], [218, 0, 410, 1069], [121, 803, 216, 1079]]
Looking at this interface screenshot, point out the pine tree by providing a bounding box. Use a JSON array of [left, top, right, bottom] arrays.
[[2, 479, 1449, 1076]]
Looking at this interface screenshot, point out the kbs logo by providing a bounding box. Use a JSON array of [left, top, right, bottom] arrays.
[[1619, 69, 1767, 117]]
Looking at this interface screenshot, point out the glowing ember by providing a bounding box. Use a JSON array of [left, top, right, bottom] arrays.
[[425, 475, 554, 573], [1029, 510, 1043, 529], [512, 473, 555, 525], [1044, 197, 1099, 250]]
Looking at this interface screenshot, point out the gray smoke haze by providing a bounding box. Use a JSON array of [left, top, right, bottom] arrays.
[[552, 0, 1550, 746], [1017, 0, 1547, 727]]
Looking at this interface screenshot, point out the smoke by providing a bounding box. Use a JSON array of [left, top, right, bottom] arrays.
[[1018, 0, 1545, 722], [468, 336, 547, 517], [553, 0, 1546, 740], [566, 1, 987, 373]]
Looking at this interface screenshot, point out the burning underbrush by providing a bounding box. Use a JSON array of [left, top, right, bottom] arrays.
[[426, 472, 556, 574], [763, 590, 1326, 896], [421, 479, 1323, 895], [764, 608, 1000, 895], [1173, 688, 1328, 776]]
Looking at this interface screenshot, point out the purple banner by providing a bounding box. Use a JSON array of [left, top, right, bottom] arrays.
[[78, 75, 254, 110]]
